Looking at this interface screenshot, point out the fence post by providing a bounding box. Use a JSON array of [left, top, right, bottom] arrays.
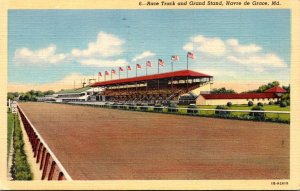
[[42, 153, 50, 180], [40, 148, 46, 170], [34, 139, 40, 157], [58, 172, 64, 180], [48, 161, 56, 180], [36, 143, 43, 163]]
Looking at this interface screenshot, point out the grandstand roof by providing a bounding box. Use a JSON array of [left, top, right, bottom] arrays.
[[91, 70, 212, 87], [57, 86, 92, 94], [201, 93, 279, 100], [265, 86, 287, 93]]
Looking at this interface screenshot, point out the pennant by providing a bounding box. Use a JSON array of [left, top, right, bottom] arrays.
[[146, 61, 152, 67], [98, 72, 102, 77], [119, 67, 124, 72], [158, 59, 164, 66], [105, 71, 109, 75], [171, 55, 179, 61], [136, 64, 142, 69], [127, 66, 132, 70], [187, 52, 195, 59], [111, 69, 116, 74]]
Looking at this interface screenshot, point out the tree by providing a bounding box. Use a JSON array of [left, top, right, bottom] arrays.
[[257, 81, 280, 92], [7, 92, 19, 100], [211, 87, 236, 94], [44, 90, 55, 95]]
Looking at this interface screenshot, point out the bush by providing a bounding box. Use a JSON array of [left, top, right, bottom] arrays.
[[226, 102, 232, 107], [129, 104, 137, 110], [154, 104, 163, 112], [257, 102, 263, 107], [187, 105, 198, 115], [269, 101, 274, 105], [280, 101, 287, 108], [167, 103, 178, 113], [250, 106, 265, 120], [12, 114, 32, 180], [140, 104, 148, 111], [248, 101, 253, 106], [215, 105, 230, 117]]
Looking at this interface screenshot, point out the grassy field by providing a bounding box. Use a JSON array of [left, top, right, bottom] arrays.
[[8, 111, 33, 180], [196, 104, 290, 111], [178, 104, 290, 121], [7, 112, 14, 161]]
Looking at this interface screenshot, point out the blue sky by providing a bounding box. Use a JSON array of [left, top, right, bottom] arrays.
[[8, 10, 290, 91]]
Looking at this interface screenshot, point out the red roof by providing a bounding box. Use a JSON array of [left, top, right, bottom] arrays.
[[201, 93, 279, 100], [264, 86, 287, 93], [91, 70, 212, 87]]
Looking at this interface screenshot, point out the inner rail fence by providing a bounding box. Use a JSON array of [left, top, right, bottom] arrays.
[[67, 102, 290, 123], [17, 103, 72, 181]]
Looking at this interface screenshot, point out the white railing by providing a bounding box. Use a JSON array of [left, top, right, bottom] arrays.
[[66, 102, 290, 115]]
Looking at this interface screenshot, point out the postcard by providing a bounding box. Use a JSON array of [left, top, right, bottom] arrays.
[[0, 0, 300, 190]]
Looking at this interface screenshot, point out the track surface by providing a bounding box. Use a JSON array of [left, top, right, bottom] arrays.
[[19, 102, 289, 180]]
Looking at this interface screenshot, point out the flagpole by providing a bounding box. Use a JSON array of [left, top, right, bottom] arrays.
[[146, 63, 148, 76], [187, 54, 189, 70], [136, 65, 137, 77], [158, 60, 160, 74], [111, 69, 112, 80], [104, 74, 106, 81], [119, 68, 120, 79], [126, 66, 128, 78]]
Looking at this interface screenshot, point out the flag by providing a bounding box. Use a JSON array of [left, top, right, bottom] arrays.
[[98, 72, 102, 77], [136, 64, 142, 69], [127, 66, 132, 70], [171, 55, 179, 61], [111, 69, 116, 74], [146, 61, 152, 67], [187, 52, 195, 59], [119, 67, 124, 72], [158, 59, 164, 66], [105, 71, 109, 75]]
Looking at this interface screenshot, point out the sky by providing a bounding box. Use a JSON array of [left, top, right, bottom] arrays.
[[8, 10, 290, 92]]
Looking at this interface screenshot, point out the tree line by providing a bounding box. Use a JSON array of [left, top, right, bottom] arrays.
[[7, 90, 55, 102]]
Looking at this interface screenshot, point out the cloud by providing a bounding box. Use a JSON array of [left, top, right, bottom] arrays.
[[8, 73, 97, 92], [14, 32, 128, 68], [226, 39, 262, 54], [71, 32, 125, 58], [183, 35, 226, 56], [78, 58, 128, 67], [132, 51, 156, 62], [183, 34, 287, 72], [227, 54, 287, 72], [14, 44, 68, 65]]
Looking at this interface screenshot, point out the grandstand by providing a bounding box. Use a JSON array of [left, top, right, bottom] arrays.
[[54, 86, 103, 102], [91, 70, 213, 105]]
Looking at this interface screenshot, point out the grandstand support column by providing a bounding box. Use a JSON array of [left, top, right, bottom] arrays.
[[186, 76, 189, 92], [157, 79, 160, 94]]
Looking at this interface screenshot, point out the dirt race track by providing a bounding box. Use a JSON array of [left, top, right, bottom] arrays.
[[19, 102, 289, 180]]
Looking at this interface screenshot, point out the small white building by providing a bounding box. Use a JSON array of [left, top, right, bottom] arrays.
[[55, 86, 103, 102], [196, 86, 287, 106]]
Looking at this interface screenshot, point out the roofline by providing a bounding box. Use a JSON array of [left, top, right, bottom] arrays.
[[91, 70, 213, 87]]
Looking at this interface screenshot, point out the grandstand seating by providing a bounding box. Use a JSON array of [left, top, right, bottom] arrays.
[[91, 70, 213, 104]]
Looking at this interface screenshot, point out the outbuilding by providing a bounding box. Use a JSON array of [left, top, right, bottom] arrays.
[[196, 86, 287, 106]]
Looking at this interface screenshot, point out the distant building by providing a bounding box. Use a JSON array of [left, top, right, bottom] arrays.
[[36, 94, 57, 102], [36, 86, 103, 102], [196, 86, 287, 105]]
